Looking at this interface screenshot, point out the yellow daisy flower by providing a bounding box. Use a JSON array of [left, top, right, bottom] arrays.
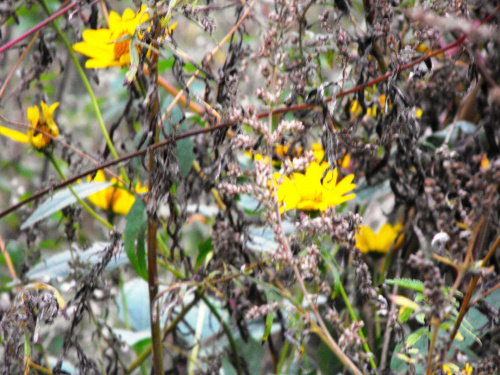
[[87, 170, 148, 215], [0, 101, 59, 150], [274, 161, 356, 213], [355, 222, 404, 254], [72, 5, 149, 69]]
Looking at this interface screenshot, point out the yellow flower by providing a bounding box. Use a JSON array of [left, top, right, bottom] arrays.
[[355, 222, 404, 254], [87, 170, 148, 215], [311, 142, 324, 162], [311, 143, 350, 169], [72, 5, 149, 69], [481, 154, 489, 170], [462, 363, 472, 375], [275, 161, 356, 212], [0, 101, 59, 150]]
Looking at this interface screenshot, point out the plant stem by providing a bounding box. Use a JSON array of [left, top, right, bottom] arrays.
[[47, 152, 113, 230], [200, 294, 243, 375], [145, 12, 163, 375], [38, 0, 130, 185], [127, 289, 203, 373], [338, 281, 378, 372]]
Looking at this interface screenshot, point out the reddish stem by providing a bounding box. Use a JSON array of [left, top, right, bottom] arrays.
[[0, 0, 82, 55]]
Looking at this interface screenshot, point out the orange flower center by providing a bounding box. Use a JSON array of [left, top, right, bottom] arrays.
[[113, 34, 129, 59], [32, 121, 54, 147]]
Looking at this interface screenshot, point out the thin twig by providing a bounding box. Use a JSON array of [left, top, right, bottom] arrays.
[[0, 1, 83, 54], [0, 234, 17, 280], [0, 31, 40, 102], [166, 0, 258, 114]]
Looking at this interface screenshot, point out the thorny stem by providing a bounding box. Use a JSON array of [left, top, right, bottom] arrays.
[[38, 0, 130, 185], [200, 295, 243, 375], [46, 151, 113, 230]]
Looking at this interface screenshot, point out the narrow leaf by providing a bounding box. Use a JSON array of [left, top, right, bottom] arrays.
[[21, 182, 111, 230], [262, 312, 274, 343], [125, 199, 148, 280], [195, 238, 212, 270]]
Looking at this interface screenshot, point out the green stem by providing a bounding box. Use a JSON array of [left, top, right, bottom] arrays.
[[338, 282, 378, 372], [38, 0, 130, 185], [276, 340, 289, 374], [127, 289, 203, 373], [324, 249, 378, 373], [119, 271, 131, 330], [200, 294, 243, 375], [47, 152, 113, 230]]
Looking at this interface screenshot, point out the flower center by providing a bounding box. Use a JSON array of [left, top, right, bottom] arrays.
[[113, 33, 129, 60]]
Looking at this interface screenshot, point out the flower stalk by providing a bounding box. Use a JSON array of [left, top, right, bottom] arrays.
[[38, 0, 130, 185], [46, 152, 113, 230]]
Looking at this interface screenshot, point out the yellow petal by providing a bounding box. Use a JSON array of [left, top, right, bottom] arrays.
[[311, 142, 324, 162], [297, 200, 320, 211], [376, 223, 398, 252], [340, 154, 350, 169], [0, 126, 29, 143], [294, 172, 321, 202], [112, 189, 136, 215], [108, 10, 121, 29], [85, 58, 122, 69], [356, 226, 377, 254], [275, 174, 300, 211], [82, 29, 113, 43], [27, 106, 40, 128], [122, 7, 137, 21], [168, 21, 178, 34]]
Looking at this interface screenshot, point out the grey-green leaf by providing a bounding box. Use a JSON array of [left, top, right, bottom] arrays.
[[125, 199, 148, 280], [21, 182, 111, 230], [25, 242, 128, 280]]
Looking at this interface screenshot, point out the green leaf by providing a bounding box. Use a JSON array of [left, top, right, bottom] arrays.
[[399, 305, 413, 323], [406, 330, 425, 348], [195, 238, 213, 270], [125, 199, 148, 280], [21, 182, 111, 230], [325, 50, 334, 69], [125, 37, 139, 83], [386, 278, 424, 292], [176, 135, 194, 177], [262, 312, 275, 343]]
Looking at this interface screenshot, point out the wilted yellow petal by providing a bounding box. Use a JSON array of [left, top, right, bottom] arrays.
[[72, 6, 149, 69], [389, 295, 421, 311], [0, 126, 29, 144]]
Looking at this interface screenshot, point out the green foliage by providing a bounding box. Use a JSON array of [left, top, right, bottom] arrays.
[[125, 199, 148, 280]]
